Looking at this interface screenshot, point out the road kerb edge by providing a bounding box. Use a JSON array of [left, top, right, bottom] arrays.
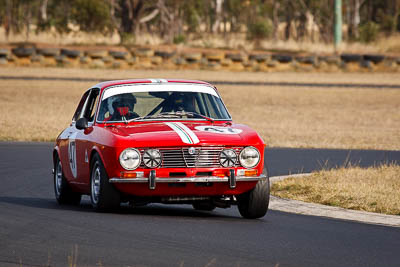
[[269, 174, 400, 228]]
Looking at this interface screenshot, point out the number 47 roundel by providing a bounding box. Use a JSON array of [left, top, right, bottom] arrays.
[[195, 126, 242, 134]]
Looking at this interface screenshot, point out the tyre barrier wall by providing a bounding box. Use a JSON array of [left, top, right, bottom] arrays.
[[1, 46, 400, 72]]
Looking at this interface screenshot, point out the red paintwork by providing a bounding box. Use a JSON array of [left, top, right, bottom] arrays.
[[54, 79, 266, 198]]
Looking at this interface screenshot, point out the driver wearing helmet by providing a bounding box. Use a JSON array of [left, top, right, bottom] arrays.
[[104, 93, 139, 121], [164, 92, 196, 112]]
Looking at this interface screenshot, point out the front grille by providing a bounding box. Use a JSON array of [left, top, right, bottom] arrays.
[[139, 146, 242, 168]]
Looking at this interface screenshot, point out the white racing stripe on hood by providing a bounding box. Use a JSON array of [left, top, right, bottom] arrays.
[[165, 122, 200, 144]]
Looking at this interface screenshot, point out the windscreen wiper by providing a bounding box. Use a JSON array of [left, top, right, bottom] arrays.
[[183, 112, 214, 123], [128, 112, 181, 122], [128, 111, 214, 123]]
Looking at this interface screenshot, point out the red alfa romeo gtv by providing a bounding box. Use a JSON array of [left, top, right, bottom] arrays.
[[53, 79, 269, 218]]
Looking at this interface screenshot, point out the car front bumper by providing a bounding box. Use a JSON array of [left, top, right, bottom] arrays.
[[109, 170, 267, 190]]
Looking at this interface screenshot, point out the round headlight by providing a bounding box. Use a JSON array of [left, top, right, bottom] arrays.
[[119, 148, 141, 170], [143, 149, 162, 168], [239, 146, 260, 168], [220, 149, 237, 167]]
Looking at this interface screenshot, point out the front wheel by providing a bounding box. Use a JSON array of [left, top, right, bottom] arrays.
[[90, 154, 121, 211], [54, 155, 81, 205], [237, 166, 270, 219]]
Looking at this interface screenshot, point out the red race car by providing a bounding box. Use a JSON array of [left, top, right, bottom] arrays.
[[53, 79, 269, 218]]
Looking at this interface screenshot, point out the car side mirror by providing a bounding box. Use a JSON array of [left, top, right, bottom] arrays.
[[75, 117, 88, 130]]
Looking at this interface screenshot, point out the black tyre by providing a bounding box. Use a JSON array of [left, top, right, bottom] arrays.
[[226, 53, 245, 62], [192, 202, 216, 211], [12, 47, 35, 57], [0, 49, 10, 57], [237, 165, 270, 219], [363, 54, 385, 64], [60, 49, 81, 58], [295, 56, 316, 65], [54, 155, 81, 205], [340, 53, 362, 63], [249, 54, 269, 63], [271, 54, 293, 63], [37, 48, 60, 57], [109, 50, 128, 60], [155, 50, 175, 59], [90, 154, 121, 211]]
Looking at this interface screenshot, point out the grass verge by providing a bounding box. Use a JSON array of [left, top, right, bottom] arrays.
[[0, 68, 399, 150], [271, 164, 400, 216]]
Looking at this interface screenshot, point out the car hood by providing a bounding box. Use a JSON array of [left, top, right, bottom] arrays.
[[107, 121, 263, 147]]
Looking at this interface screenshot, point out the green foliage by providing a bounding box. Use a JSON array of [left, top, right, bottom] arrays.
[[71, 0, 113, 33], [380, 14, 397, 35], [359, 22, 379, 43], [182, 0, 206, 32], [120, 32, 136, 45], [173, 34, 186, 44], [37, 0, 72, 33], [225, 0, 247, 32], [0, 0, 399, 45], [247, 20, 272, 41]]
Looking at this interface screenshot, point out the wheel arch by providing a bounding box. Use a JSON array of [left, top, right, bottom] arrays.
[[89, 146, 110, 175], [53, 146, 61, 167], [89, 146, 102, 167]]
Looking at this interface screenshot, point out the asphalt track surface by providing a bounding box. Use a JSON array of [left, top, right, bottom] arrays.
[[1, 75, 400, 89], [0, 142, 399, 266]]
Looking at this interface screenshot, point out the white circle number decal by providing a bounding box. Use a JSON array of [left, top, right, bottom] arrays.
[[195, 126, 242, 134], [68, 132, 78, 178]]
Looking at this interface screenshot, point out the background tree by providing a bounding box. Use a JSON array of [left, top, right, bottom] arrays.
[[0, 0, 400, 45]]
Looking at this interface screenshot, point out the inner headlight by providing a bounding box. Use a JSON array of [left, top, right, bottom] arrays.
[[239, 146, 260, 168], [143, 149, 162, 168], [220, 149, 237, 167], [119, 148, 141, 170]]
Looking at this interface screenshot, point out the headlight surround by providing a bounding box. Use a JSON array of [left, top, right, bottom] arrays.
[[239, 146, 260, 168], [119, 148, 141, 170], [219, 149, 237, 167], [143, 149, 162, 168]]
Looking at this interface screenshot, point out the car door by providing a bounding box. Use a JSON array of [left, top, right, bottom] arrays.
[[59, 90, 90, 182], [73, 88, 100, 187]]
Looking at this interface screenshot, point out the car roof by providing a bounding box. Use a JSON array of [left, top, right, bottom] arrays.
[[94, 79, 215, 91]]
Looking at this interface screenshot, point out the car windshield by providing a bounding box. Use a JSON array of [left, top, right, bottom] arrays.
[[97, 84, 231, 123]]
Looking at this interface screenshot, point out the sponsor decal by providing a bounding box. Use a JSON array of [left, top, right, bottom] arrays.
[[194, 126, 242, 134], [165, 122, 200, 144]]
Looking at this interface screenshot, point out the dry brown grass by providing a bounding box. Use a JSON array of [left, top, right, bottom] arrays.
[[0, 80, 92, 141], [271, 164, 400, 215], [2, 67, 400, 85], [219, 85, 400, 150], [0, 67, 399, 150]]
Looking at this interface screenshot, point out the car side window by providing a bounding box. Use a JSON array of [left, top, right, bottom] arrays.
[[72, 91, 90, 122], [82, 89, 100, 122]]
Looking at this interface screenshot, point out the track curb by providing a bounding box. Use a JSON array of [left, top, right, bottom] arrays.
[[269, 174, 400, 228]]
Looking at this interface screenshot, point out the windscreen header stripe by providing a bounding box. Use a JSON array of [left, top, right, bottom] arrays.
[[102, 83, 219, 100]]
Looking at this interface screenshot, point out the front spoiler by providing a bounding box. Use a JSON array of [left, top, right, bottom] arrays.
[[109, 173, 267, 190]]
